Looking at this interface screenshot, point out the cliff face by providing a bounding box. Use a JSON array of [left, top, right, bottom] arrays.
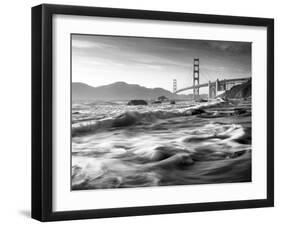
[[221, 80, 251, 99]]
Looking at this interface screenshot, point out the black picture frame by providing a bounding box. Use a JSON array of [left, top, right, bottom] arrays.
[[32, 3, 274, 222]]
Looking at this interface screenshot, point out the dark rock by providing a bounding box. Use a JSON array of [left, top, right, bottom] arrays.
[[234, 108, 247, 115], [127, 99, 148, 105], [231, 150, 247, 158], [170, 100, 176, 104], [195, 98, 208, 103], [157, 96, 168, 101], [190, 108, 206, 115], [151, 100, 162, 104]]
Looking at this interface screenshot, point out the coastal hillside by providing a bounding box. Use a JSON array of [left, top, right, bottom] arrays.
[[72, 82, 207, 101], [221, 80, 251, 99]]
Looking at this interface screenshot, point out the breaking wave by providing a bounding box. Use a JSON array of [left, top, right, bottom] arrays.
[[72, 100, 223, 137], [72, 99, 252, 190]]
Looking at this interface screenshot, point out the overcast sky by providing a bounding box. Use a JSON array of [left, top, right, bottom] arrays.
[[72, 34, 251, 93]]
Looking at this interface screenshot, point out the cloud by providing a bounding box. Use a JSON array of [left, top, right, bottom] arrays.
[[71, 34, 251, 90]]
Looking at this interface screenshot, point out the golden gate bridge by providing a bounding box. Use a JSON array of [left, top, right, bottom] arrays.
[[173, 58, 251, 100]]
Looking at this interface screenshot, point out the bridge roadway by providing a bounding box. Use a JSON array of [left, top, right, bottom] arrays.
[[175, 77, 251, 94]]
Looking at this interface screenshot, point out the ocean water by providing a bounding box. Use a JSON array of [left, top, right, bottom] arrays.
[[71, 99, 252, 190]]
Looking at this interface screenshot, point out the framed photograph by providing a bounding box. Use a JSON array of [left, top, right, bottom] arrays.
[[32, 4, 274, 221]]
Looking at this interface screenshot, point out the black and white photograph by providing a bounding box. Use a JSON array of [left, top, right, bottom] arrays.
[[71, 34, 252, 190], [29, 3, 275, 222]]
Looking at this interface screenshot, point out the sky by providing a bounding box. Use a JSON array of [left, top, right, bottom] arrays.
[[72, 34, 251, 94]]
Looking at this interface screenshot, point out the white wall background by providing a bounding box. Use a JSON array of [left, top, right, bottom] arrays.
[[0, 0, 279, 225]]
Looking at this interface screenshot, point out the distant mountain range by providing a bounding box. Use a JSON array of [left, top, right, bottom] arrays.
[[72, 82, 208, 101]]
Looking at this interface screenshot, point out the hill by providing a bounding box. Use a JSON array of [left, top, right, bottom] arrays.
[[72, 82, 207, 101], [220, 80, 251, 99]]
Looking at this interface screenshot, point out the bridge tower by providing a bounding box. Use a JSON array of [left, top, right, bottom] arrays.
[[208, 79, 219, 99], [193, 58, 200, 100], [173, 79, 177, 93]]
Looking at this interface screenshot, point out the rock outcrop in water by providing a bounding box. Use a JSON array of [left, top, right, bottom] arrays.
[[221, 79, 251, 99], [127, 99, 148, 105], [157, 96, 168, 101], [151, 100, 162, 104]]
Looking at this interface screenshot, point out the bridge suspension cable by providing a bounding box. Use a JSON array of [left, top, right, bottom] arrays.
[[173, 58, 251, 100]]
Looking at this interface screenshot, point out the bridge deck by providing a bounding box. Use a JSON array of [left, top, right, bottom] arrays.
[[175, 77, 250, 93]]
